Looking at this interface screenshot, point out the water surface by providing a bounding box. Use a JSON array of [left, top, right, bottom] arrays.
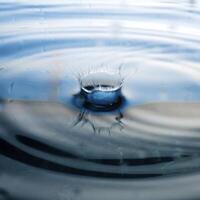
[[1, 0, 200, 199]]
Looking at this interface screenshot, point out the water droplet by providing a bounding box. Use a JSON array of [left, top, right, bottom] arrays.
[[78, 72, 124, 111]]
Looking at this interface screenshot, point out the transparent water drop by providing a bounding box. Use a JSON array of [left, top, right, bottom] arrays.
[[80, 72, 123, 111]]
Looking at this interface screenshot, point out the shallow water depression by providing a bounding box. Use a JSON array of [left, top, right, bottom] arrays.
[[1, 0, 200, 199]]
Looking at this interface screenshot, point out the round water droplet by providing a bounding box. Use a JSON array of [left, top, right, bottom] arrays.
[[80, 72, 123, 111]]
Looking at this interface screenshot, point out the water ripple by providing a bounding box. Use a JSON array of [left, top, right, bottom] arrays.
[[1, 0, 200, 200]]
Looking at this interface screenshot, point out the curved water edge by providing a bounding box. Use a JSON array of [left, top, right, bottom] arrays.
[[1, 0, 200, 200]]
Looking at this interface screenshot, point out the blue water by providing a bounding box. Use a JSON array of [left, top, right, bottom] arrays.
[[1, 0, 200, 200]]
